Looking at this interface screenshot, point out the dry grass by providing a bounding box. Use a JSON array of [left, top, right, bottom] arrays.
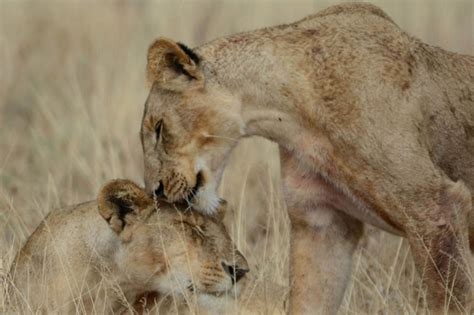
[[0, 0, 472, 314]]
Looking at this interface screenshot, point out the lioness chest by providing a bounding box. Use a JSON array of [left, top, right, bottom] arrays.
[[280, 148, 402, 235]]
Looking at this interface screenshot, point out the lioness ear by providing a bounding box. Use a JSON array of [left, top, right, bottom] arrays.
[[98, 179, 154, 234], [147, 37, 204, 91]]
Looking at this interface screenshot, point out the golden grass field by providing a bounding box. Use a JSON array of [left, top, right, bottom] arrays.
[[0, 0, 473, 314]]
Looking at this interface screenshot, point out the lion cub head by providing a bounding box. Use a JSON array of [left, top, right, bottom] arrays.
[[98, 179, 249, 297], [141, 38, 243, 214]]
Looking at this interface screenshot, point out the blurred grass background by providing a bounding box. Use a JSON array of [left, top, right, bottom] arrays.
[[0, 0, 473, 313]]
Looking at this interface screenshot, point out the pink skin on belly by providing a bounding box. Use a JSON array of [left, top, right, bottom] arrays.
[[284, 168, 402, 234]]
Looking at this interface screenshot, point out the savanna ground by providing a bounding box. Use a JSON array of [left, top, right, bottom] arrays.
[[0, 0, 473, 314]]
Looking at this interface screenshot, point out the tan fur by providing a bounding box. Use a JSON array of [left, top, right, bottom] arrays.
[[191, 276, 288, 315], [141, 3, 474, 313], [7, 179, 248, 314]]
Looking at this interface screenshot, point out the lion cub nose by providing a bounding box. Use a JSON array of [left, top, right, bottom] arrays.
[[221, 262, 249, 284], [154, 180, 165, 198]]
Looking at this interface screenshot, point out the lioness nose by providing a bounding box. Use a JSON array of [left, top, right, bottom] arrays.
[[221, 262, 249, 284], [154, 180, 165, 198]]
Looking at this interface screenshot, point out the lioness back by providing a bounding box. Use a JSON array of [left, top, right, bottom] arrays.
[[277, 2, 474, 193]]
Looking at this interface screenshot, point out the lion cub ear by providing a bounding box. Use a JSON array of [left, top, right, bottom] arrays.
[[147, 37, 204, 91], [98, 179, 154, 234]]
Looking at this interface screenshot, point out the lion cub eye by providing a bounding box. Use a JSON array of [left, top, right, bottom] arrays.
[[155, 120, 163, 141]]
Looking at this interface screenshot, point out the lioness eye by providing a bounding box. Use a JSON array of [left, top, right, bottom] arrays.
[[155, 120, 163, 141]]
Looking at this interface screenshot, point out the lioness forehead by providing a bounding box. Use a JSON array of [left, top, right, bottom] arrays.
[[155, 201, 215, 224]]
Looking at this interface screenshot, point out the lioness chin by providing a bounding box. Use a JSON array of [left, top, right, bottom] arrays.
[[7, 179, 248, 314]]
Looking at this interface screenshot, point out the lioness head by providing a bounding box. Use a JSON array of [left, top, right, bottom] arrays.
[[98, 179, 249, 297], [141, 38, 242, 214]]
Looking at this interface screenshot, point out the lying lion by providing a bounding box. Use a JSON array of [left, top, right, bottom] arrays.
[[7, 179, 249, 314]]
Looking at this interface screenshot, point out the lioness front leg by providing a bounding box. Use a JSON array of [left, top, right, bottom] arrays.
[[280, 148, 363, 314], [288, 206, 363, 314]]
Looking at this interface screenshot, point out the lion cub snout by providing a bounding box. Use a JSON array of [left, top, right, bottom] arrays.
[[221, 256, 249, 284]]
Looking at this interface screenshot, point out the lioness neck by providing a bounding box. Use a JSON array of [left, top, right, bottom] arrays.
[[198, 30, 315, 152]]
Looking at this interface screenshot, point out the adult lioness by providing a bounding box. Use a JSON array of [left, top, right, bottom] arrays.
[[7, 179, 248, 314], [140, 3, 473, 314]]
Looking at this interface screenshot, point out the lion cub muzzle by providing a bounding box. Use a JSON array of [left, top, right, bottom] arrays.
[[221, 257, 249, 284]]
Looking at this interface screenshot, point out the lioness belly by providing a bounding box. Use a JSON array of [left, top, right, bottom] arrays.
[[284, 169, 402, 236]]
